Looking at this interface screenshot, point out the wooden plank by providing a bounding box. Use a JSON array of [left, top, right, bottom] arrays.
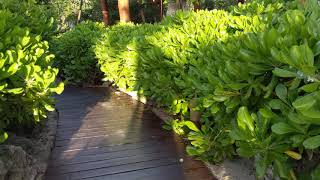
[[57, 114, 155, 125], [55, 128, 167, 141], [47, 150, 180, 174], [69, 158, 180, 180], [52, 136, 180, 154], [46, 87, 214, 180], [84, 164, 213, 180], [51, 139, 176, 159], [49, 143, 180, 167], [56, 121, 161, 133], [83, 164, 185, 180], [56, 117, 156, 129], [55, 125, 161, 139]]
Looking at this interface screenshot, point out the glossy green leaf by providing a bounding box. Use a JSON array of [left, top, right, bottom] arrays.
[[184, 121, 200, 132], [299, 82, 320, 93], [268, 99, 284, 110], [293, 93, 317, 110], [271, 122, 298, 134], [275, 84, 287, 101], [272, 68, 296, 78], [237, 106, 254, 132], [303, 135, 320, 149], [0, 132, 8, 143], [289, 44, 314, 74], [255, 154, 268, 179], [313, 41, 320, 56], [5, 88, 23, 94]]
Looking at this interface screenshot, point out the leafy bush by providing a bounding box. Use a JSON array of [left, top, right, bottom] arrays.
[[0, 0, 63, 142], [94, 0, 320, 178], [202, 0, 237, 10], [0, 0, 55, 38], [51, 21, 106, 84]]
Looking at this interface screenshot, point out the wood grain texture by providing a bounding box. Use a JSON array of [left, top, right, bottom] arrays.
[[45, 87, 214, 180]]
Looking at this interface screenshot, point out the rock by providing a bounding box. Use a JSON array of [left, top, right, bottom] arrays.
[[0, 111, 58, 180], [0, 145, 29, 180], [206, 159, 256, 180]]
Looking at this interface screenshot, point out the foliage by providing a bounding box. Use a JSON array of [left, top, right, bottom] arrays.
[[39, 0, 165, 31], [36, 0, 103, 31], [0, 0, 63, 142], [0, 0, 55, 38], [201, 0, 237, 10], [95, 2, 270, 163], [51, 21, 106, 84], [94, 0, 320, 178], [104, 0, 164, 24]]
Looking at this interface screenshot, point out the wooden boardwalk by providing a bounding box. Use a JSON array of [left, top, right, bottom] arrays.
[[45, 87, 214, 180]]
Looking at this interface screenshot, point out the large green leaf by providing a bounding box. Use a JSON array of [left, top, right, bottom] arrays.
[[299, 82, 320, 93], [237, 106, 255, 132], [272, 68, 296, 78], [289, 44, 315, 75], [303, 135, 320, 149], [255, 154, 268, 179], [313, 41, 320, 56], [292, 93, 317, 110], [0, 132, 8, 143], [184, 121, 199, 132], [275, 84, 287, 102], [271, 122, 299, 134]]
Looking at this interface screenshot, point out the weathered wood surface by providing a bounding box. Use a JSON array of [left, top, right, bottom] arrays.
[[45, 87, 214, 180]]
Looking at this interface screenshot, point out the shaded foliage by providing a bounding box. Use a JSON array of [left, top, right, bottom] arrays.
[[51, 21, 106, 84], [0, 0, 64, 141], [94, 0, 320, 178]]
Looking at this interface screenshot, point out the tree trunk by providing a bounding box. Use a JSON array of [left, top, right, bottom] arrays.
[[139, 10, 146, 23], [166, 0, 190, 16], [118, 0, 131, 22], [166, 0, 178, 16], [178, 0, 187, 10], [160, 0, 163, 20], [193, 0, 200, 11], [100, 0, 109, 25], [77, 0, 84, 24], [138, 0, 146, 23]]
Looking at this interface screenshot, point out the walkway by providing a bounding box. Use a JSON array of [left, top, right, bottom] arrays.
[[45, 87, 214, 180]]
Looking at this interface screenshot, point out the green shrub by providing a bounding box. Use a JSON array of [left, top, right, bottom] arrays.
[[51, 21, 105, 85], [95, 1, 273, 164], [0, 1, 63, 142], [227, 1, 320, 178], [94, 0, 320, 178], [0, 0, 55, 38]]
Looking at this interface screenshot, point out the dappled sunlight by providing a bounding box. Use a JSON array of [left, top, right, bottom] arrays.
[[4, 0, 320, 179], [46, 87, 212, 179], [92, 0, 320, 178]]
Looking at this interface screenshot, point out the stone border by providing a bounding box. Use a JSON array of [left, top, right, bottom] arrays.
[[0, 110, 58, 180], [110, 87, 256, 180]]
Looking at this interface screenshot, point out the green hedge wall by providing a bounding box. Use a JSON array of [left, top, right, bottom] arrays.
[[0, 0, 63, 142], [95, 0, 320, 178], [55, 0, 320, 178], [51, 21, 106, 84]]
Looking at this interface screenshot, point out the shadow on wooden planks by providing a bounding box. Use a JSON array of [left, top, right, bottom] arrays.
[[45, 87, 214, 180]]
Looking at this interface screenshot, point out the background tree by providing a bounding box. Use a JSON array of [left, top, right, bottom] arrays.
[[100, 0, 110, 25], [193, 0, 200, 11], [118, 0, 131, 22], [77, 0, 84, 23]]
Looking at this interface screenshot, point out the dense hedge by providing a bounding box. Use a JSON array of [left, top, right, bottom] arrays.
[[0, 0, 63, 142], [54, 0, 320, 178], [94, 0, 320, 179], [51, 21, 106, 84], [0, 0, 55, 38]]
